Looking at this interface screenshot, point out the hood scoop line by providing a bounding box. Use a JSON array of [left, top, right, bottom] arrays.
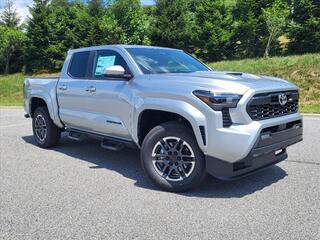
[[227, 72, 243, 76]]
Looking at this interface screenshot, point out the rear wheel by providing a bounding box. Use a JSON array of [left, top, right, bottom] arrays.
[[32, 106, 61, 148], [141, 121, 207, 192]]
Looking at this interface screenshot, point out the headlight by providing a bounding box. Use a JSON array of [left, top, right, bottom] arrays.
[[193, 90, 242, 111]]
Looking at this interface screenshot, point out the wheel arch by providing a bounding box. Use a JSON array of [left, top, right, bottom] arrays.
[[30, 96, 51, 117], [134, 98, 207, 150], [29, 95, 63, 128]]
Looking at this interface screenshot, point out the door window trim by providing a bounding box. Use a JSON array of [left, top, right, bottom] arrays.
[[67, 50, 92, 80]]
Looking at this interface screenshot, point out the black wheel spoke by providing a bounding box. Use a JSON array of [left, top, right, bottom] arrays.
[[164, 167, 174, 178], [181, 156, 195, 161], [152, 153, 167, 159], [160, 140, 170, 151], [174, 139, 183, 151], [177, 166, 187, 179]]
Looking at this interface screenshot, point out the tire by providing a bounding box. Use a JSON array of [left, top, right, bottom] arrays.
[[32, 106, 61, 148], [141, 121, 207, 192]]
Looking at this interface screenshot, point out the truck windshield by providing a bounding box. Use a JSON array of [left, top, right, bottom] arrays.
[[126, 48, 210, 74]]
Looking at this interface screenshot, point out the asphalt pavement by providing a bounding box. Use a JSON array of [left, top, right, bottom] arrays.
[[0, 108, 319, 240]]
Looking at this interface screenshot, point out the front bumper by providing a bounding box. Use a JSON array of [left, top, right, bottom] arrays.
[[206, 119, 303, 180]]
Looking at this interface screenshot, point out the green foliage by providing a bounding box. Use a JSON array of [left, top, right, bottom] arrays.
[[100, 0, 150, 45], [194, 0, 235, 61], [25, 0, 52, 72], [262, 0, 290, 57], [151, 0, 196, 51], [0, 26, 27, 74], [287, 0, 320, 54], [0, 73, 24, 106], [1, 0, 319, 73], [0, 0, 20, 28], [232, 0, 274, 58], [86, 0, 106, 45], [0, 0, 26, 74]]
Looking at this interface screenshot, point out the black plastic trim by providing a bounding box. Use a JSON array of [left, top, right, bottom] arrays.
[[199, 126, 206, 145], [205, 120, 303, 180]]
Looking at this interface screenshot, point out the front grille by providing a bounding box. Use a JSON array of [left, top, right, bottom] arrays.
[[247, 91, 299, 121]]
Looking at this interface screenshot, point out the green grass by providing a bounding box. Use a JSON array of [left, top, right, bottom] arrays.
[[0, 73, 25, 106], [209, 53, 320, 113], [0, 53, 319, 112], [0, 72, 59, 106]]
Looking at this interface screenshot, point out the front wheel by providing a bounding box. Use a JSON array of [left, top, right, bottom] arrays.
[[32, 106, 61, 148], [141, 121, 207, 192]]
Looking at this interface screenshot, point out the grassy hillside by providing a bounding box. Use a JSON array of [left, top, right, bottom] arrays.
[[0, 72, 59, 106], [0, 53, 319, 112]]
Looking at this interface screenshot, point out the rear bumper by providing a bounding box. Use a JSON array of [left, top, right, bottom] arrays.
[[206, 120, 303, 180]]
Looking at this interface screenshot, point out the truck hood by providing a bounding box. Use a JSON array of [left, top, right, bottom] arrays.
[[153, 71, 297, 95]]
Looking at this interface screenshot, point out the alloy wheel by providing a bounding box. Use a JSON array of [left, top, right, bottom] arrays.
[[34, 114, 47, 142], [152, 136, 196, 181]]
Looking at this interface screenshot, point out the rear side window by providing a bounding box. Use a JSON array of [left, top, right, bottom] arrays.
[[68, 51, 90, 78]]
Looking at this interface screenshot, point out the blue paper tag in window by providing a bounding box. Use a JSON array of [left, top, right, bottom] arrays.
[[95, 55, 116, 76]]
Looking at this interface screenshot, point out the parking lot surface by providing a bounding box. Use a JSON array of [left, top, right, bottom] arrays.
[[0, 108, 319, 240]]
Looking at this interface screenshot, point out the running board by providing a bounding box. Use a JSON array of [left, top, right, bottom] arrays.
[[66, 127, 138, 149], [101, 139, 124, 151], [68, 131, 86, 141]]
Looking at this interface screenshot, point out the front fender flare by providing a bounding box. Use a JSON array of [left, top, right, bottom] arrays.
[[133, 98, 208, 151]]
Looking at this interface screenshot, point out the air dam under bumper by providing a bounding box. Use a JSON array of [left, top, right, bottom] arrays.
[[206, 120, 303, 180]]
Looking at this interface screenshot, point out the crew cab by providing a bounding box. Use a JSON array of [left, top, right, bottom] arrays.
[[24, 45, 303, 191]]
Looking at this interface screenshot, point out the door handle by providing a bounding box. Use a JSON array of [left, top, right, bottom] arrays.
[[58, 85, 67, 91], [85, 86, 96, 93]]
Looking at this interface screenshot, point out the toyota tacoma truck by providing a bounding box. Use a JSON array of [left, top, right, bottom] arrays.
[[24, 45, 303, 191]]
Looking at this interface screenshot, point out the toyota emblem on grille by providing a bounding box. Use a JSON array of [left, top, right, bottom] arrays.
[[278, 93, 287, 106]]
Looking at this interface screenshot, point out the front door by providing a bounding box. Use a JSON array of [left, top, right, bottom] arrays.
[[83, 49, 134, 140]]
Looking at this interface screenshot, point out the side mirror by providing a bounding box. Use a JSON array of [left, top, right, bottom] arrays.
[[102, 65, 132, 80]]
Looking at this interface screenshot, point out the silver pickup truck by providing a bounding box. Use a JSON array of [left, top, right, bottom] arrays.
[[24, 45, 303, 191]]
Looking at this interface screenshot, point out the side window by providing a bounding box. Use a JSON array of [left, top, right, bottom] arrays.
[[68, 51, 90, 78], [93, 50, 129, 79]]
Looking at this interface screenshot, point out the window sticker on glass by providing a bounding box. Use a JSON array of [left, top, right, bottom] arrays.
[[95, 55, 116, 76]]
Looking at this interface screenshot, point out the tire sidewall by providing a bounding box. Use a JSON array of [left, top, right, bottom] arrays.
[[32, 107, 56, 148], [141, 122, 206, 191]]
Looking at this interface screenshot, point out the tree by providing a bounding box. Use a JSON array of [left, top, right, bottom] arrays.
[[100, 0, 150, 45], [68, 1, 93, 48], [262, 0, 290, 57], [86, 0, 106, 45], [25, 0, 52, 72], [232, 0, 275, 58], [0, 26, 27, 74], [0, 0, 20, 28], [46, 0, 82, 69], [151, 0, 196, 51], [287, 0, 320, 54], [194, 0, 235, 61]]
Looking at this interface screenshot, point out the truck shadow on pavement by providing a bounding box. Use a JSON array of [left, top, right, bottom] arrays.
[[22, 135, 288, 198]]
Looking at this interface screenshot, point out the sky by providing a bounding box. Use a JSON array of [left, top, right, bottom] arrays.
[[0, 0, 155, 23]]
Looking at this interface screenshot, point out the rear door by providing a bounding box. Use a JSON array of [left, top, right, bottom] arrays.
[[82, 49, 133, 139], [57, 50, 94, 130]]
